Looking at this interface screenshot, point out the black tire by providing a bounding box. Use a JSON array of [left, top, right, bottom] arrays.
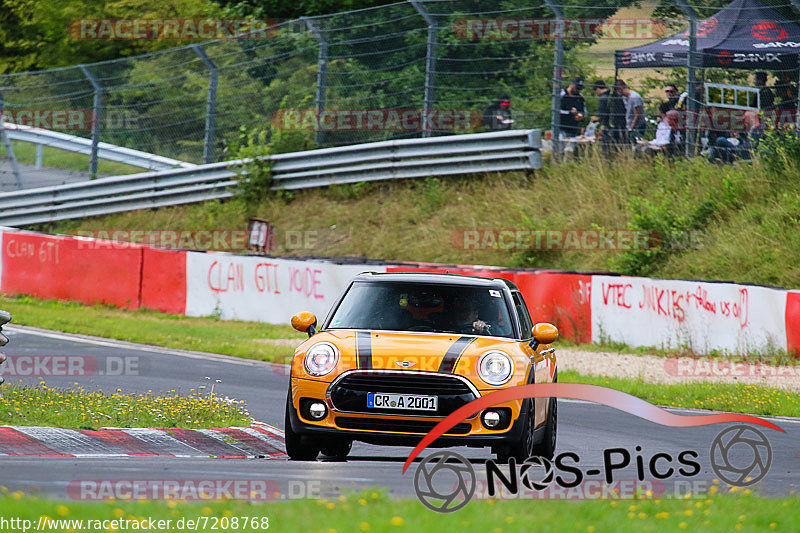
[[532, 395, 557, 461], [284, 389, 320, 461], [494, 398, 535, 463], [320, 439, 352, 460]]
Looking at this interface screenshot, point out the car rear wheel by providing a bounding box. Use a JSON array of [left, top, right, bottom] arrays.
[[284, 389, 321, 461]]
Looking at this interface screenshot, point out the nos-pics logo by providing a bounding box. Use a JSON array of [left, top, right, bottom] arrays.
[[413, 424, 772, 512]]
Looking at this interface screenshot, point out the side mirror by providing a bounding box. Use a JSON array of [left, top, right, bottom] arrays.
[[291, 312, 317, 337], [532, 322, 558, 345]]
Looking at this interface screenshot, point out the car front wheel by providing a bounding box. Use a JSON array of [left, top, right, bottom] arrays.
[[284, 389, 321, 461], [532, 395, 557, 461], [494, 399, 535, 463]]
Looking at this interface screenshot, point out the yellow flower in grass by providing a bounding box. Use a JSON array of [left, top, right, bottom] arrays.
[[391, 517, 404, 526]]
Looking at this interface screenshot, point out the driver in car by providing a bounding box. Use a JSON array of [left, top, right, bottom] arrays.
[[452, 296, 492, 335]]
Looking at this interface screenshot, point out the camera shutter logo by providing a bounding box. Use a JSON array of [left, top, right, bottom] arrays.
[[710, 425, 772, 487], [519, 456, 555, 491], [413, 450, 476, 513]]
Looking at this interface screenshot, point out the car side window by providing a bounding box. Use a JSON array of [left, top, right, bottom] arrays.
[[512, 292, 533, 339]]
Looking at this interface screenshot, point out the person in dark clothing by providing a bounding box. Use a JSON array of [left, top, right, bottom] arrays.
[[676, 80, 704, 112], [663, 83, 680, 111], [775, 71, 798, 112], [482, 94, 513, 130], [594, 79, 611, 129], [755, 71, 775, 111], [708, 111, 763, 164], [608, 80, 628, 144], [559, 77, 586, 137], [594, 79, 618, 153]]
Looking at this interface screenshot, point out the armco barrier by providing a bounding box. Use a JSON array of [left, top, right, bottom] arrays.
[[0, 227, 798, 355]]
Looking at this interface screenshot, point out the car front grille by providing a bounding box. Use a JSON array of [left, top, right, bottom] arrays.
[[328, 371, 478, 417]]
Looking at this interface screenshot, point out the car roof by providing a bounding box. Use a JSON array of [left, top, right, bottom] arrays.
[[352, 271, 516, 290]]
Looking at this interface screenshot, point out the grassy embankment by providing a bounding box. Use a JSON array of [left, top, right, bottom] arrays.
[[51, 154, 800, 289]]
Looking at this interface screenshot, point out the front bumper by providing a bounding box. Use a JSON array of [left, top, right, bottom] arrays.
[[289, 375, 532, 448]]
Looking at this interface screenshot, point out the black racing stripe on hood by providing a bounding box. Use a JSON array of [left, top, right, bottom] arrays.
[[438, 336, 475, 373], [356, 331, 372, 369]]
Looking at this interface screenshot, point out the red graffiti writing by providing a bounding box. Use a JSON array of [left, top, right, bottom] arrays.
[[207, 260, 244, 292], [254, 263, 280, 294], [288, 267, 324, 300], [601, 283, 633, 309]]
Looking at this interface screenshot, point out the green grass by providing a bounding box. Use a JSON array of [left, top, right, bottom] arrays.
[[0, 384, 251, 429], [0, 491, 795, 532], [0, 140, 146, 176], [560, 370, 800, 418], [0, 294, 304, 363]]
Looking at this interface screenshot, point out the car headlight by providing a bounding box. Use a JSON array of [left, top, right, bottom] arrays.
[[477, 351, 514, 386], [304, 343, 339, 376]]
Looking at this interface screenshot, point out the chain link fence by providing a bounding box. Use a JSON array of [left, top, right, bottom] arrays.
[[1, 0, 799, 181]]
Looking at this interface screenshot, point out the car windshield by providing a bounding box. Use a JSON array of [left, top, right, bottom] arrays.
[[327, 281, 515, 338]]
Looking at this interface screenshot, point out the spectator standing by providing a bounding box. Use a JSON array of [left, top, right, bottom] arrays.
[[616, 79, 645, 140], [775, 71, 798, 112], [676, 80, 705, 112], [609, 79, 628, 146], [482, 94, 513, 131], [559, 77, 586, 138], [663, 83, 680, 111], [594, 80, 611, 130], [594, 80, 614, 152], [755, 72, 775, 112]]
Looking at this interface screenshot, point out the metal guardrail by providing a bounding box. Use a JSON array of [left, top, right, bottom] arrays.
[[3, 123, 197, 171], [0, 130, 541, 227]]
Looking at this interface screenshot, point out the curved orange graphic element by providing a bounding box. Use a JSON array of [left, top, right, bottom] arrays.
[[402, 383, 784, 473]]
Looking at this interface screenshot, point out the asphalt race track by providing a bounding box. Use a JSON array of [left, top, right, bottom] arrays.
[[1, 326, 798, 501]]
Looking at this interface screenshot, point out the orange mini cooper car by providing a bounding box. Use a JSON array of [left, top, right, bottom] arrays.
[[286, 272, 559, 462]]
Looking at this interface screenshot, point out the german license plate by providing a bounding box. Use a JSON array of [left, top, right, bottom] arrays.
[[367, 392, 437, 411]]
